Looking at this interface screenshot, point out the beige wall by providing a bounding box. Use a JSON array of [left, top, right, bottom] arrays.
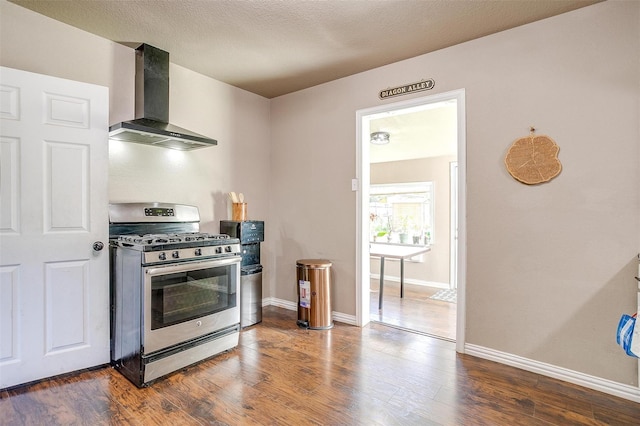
[[270, 1, 640, 386], [0, 1, 132, 125], [3, 0, 639, 387], [0, 0, 272, 290], [371, 156, 455, 285]]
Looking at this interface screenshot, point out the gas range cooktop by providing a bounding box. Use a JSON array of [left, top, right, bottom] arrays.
[[112, 232, 240, 251]]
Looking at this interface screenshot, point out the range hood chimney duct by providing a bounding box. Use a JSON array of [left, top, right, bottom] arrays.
[[109, 44, 217, 151]]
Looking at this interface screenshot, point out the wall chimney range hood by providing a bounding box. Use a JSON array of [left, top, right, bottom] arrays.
[[109, 44, 217, 151]]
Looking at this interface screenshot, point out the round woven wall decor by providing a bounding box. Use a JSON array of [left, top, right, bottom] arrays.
[[505, 132, 562, 185]]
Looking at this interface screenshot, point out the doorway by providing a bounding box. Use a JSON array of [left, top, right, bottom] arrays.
[[355, 90, 466, 350]]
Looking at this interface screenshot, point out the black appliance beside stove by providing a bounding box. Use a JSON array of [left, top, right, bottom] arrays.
[[220, 220, 264, 328], [109, 202, 241, 387]]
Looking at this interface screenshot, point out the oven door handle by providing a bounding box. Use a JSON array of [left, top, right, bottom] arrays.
[[145, 255, 242, 276]]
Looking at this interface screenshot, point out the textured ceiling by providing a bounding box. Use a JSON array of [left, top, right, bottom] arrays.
[[9, 0, 600, 99]]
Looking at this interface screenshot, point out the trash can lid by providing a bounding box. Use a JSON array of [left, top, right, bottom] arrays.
[[296, 259, 332, 268]]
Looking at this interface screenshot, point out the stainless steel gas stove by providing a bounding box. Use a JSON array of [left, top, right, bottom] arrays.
[[109, 202, 241, 387]]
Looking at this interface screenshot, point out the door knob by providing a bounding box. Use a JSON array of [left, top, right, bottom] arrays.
[[93, 241, 104, 251]]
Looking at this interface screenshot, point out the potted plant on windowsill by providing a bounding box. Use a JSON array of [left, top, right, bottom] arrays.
[[411, 224, 422, 245], [398, 216, 410, 244], [374, 228, 388, 242], [370, 214, 390, 242]]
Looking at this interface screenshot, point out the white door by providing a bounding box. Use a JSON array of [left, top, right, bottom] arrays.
[[0, 66, 110, 388]]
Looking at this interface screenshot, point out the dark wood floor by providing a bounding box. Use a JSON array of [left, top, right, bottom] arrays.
[[1, 306, 638, 425], [370, 280, 457, 340]]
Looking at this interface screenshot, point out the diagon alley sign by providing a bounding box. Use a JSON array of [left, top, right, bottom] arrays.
[[379, 79, 435, 99]]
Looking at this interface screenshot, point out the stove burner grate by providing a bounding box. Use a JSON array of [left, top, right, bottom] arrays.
[[117, 232, 231, 246]]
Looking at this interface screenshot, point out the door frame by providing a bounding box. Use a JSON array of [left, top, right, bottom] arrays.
[[450, 161, 458, 290], [355, 89, 467, 353]]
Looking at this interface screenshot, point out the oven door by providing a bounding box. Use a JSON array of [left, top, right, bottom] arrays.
[[143, 255, 241, 354]]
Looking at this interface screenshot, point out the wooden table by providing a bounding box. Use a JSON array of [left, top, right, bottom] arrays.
[[369, 243, 431, 310]]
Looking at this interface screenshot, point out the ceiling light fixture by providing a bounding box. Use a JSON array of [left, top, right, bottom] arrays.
[[370, 131, 390, 145]]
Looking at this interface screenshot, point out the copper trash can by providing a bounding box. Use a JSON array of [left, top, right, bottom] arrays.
[[296, 259, 333, 329]]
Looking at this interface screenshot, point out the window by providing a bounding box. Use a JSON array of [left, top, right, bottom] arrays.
[[369, 182, 433, 245]]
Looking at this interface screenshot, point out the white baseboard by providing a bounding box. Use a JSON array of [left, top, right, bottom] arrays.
[[264, 297, 357, 325], [261, 298, 639, 403], [369, 274, 449, 289], [332, 311, 357, 325], [465, 343, 640, 403], [263, 297, 296, 311]]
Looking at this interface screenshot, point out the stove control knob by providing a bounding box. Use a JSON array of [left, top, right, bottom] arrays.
[[172, 251, 180, 259], [225, 245, 232, 253], [215, 247, 223, 254], [194, 248, 202, 256], [158, 252, 166, 261]]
